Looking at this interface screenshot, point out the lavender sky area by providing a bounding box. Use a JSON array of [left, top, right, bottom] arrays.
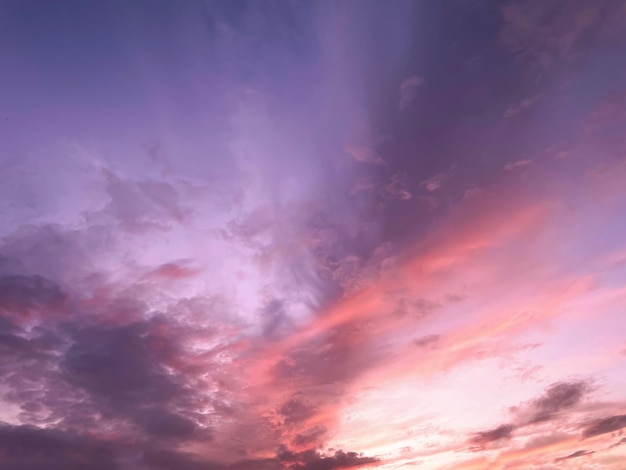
[[2, 1, 626, 469]]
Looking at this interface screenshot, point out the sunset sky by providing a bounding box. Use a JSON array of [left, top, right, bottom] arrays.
[[2, 1, 626, 469]]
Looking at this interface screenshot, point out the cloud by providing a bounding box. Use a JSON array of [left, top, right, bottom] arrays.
[[92, 170, 190, 233], [0, 275, 382, 466], [0, 424, 119, 470], [279, 398, 318, 426], [465, 380, 592, 454], [58, 316, 225, 440], [350, 176, 378, 195], [504, 160, 533, 171], [523, 380, 591, 424], [278, 447, 379, 470], [554, 449, 594, 462], [0, 275, 66, 318], [0, 1, 422, 464], [469, 424, 515, 449], [4, 1, 626, 468], [582, 414, 626, 438], [331, 244, 395, 294], [143, 261, 201, 281], [0, 423, 290, 470], [462, 186, 483, 200], [414, 334, 441, 348], [384, 173, 412, 200], [608, 437, 626, 449], [398, 75, 423, 109], [344, 145, 386, 165], [499, 0, 626, 77], [502, 96, 539, 119], [271, 321, 383, 390], [0, 281, 222, 454], [292, 425, 327, 448], [419, 174, 446, 192], [137, 448, 226, 470]]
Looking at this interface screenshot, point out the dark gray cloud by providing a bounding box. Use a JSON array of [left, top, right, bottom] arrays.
[[133, 407, 201, 440], [279, 398, 317, 426], [467, 380, 593, 451], [0, 223, 115, 285], [0, 237, 380, 467], [59, 317, 215, 441], [554, 449, 594, 462], [0, 316, 54, 358], [277, 447, 379, 470], [0, 423, 273, 470], [61, 320, 180, 404], [0, 275, 216, 451], [582, 414, 626, 438], [140, 445, 379, 470], [262, 299, 293, 340], [292, 425, 327, 448], [414, 334, 441, 348], [525, 380, 591, 423], [468, 424, 515, 449], [0, 422, 374, 470], [136, 448, 226, 470], [0, 297, 378, 469], [0, 275, 66, 316], [0, 424, 120, 470]]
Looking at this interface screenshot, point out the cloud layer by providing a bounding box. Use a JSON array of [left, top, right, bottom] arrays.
[[2, 0, 626, 469]]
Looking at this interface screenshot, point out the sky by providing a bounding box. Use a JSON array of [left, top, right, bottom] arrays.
[[1, 0, 626, 469]]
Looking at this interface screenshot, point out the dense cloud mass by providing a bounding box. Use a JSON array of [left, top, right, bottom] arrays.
[[524, 380, 591, 423], [469, 424, 515, 449], [2, 0, 626, 468], [582, 415, 626, 439]]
